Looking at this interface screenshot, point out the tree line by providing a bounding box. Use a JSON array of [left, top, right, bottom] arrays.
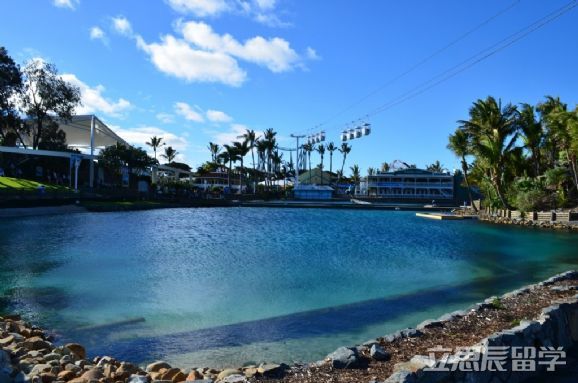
[[0, 47, 81, 151], [448, 95, 578, 212], [197, 130, 356, 190]]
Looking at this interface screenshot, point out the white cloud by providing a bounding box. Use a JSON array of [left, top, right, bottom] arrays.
[[180, 21, 300, 72], [53, 0, 78, 9], [254, 0, 276, 11], [209, 124, 251, 145], [110, 125, 189, 162], [156, 113, 175, 124], [166, 0, 229, 17], [253, 13, 290, 28], [61, 74, 132, 117], [174, 102, 205, 122], [166, 0, 288, 27], [206, 109, 232, 123], [89, 27, 106, 42], [306, 47, 320, 60], [136, 34, 246, 86], [112, 16, 133, 36]]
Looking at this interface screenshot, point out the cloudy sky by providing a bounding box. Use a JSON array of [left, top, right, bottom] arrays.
[[2, 0, 577, 172]]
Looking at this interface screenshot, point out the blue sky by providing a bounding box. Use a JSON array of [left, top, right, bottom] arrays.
[[2, 0, 577, 174]]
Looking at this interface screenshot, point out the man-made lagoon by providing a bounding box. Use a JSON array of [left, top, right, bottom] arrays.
[[1, 208, 578, 368]]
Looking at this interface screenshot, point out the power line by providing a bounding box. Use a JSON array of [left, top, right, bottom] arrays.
[[312, 0, 522, 130], [318, 0, 577, 138], [365, 0, 577, 119]]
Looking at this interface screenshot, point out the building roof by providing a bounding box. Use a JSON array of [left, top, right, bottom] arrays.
[[298, 168, 337, 184], [23, 115, 128, 150], [375, 168, 451, 176]]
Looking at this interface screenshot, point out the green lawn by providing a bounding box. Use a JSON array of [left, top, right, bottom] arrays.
[[0, 177, 71, 192]]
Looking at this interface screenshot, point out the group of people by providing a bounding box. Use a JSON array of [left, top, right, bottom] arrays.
[[0, 162, 23, 178], [45, 169, 69, 186]]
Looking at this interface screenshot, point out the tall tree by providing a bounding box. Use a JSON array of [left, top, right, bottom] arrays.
[[458, 96, 519, 209], [326, 142, 337, 174], [316, 144, 325, 185], [537, 96, 566, 168], [518, 103, 543, 177], [207, 142, 221, 163], [146, 136, 164, 161], [99, 143, 155, 185], [545, 106, 578, 192], [20, 59, 81, 149], [447, 128, 477, 212], [240, 129, 258, 173], [336, 142, 352, 189], [350, 164, 361, 190], [426, 160, 445, 173], [262, 128, 277, 187], [0, 47, 24, 146], [222, 144, 240, 189], [233, 139, 250, 192], [162, 146, 178, 163], [380, 162, 390, 173]]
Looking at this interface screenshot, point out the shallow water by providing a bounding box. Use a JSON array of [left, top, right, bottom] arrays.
[[0, 208, 577, 367]]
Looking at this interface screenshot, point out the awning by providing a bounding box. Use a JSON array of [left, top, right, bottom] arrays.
[[22, 115, 128, 150]]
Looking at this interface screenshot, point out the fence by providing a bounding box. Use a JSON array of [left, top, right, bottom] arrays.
[[483, 207, 578, 222]]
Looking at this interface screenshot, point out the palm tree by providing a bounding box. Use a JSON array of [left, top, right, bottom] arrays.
[[426, 160, 445, 173], [161, 146, 178, 163], [350, 164, 361, 194], [302, 142, 313, 184], [336, 142, 352, 190], [458, 96, 519, 209], [263, 129, 277, 187], [537, 96, 567, 168], [380, 162, 390, 173], [207, 142, 221, 163], [367, 167, 375, 176], [270, 150, 283, 178], [146, 136, 164, 160], [447, 128, 477, 212], [316, 144, 325, 185], [256, 139, 267, 171], [233, 139, 250, 193], [222, 144, 240, 189], [545, 106, 578, 191], [240, 129, 258, 173], [518, 103, 543, 177], [326, 142, 337, 174]]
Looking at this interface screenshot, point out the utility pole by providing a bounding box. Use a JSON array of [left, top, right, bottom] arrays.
[[290, 134, 305, 188]]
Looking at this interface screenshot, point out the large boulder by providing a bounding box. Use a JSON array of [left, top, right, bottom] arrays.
[[326, 347, 361, 369], [64, 344, 85, 360], [216, 369, 240, 381], [22, 337, 51, 351], [257, 363, 286, 378], [370, 344, 391, 361], [80, 368, 104, 381], [146, 361, 171, 373]]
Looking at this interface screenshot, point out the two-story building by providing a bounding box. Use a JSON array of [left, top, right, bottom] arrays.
[[359, 168, 455, 201]]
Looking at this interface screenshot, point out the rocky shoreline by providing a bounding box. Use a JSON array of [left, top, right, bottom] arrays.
[[2, 272, 578, 383], [479, 215, 578, 232]]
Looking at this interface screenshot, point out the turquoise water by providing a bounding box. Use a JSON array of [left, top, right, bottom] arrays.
[[0, 208, 577, 367]]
